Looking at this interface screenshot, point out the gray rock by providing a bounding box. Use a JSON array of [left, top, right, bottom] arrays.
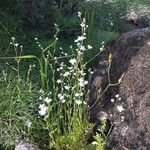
[[87, 27, 150, 149], [126, 5, 150, 28], [15, 140, 41, 150]]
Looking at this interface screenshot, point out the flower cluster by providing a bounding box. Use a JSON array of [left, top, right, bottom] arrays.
[[35, 37, 44, 50], [111, 94, 125, 112], [39, 104, 48, 116], [38, 91, 52, 116], [74, 12, 93, 52], [110, 94, 125, 122], [110, 94, 121, 103], [36, 12, 90, 129], [10, 37, 23, 50], [55, 58, 88, 105], [100, 41, 105, 52], [58, 93, 65, 103]]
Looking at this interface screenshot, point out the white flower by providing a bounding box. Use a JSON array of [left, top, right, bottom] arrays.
[[117, 105, 124, 112], [11, 37, 15, 41], [100, 47, 104, 51], [78, 36, 86, 41], [74, 36, 86, 43], [83, 101, 86, 105], [83, 18, 86, 23], [80, 22, 85, 28], [44, 97, 52, 104], [61, 99, 66, 103], [63, 71, 70, 77], [90, 71, 94, 74], [59, 47, 63, 50], [69, 58, 77, 66], [80, 45, 86, 51], [59, 95, 64, 100], [84, 80, 88, 85], [39, 89, 44, 94], [77, 42, 81, 47], [78, 78, 84, 87], [64, 85, 70, 90], [54, 23, 58, 27], [75, 100, 82, 105], [78, 78, 87, 87], [110, 21, 113, 26], [92, 141, 98, 145], [58, 94, 64, 100], [87, 45, 92, 49], [101, 41, 105, 46], [79, 92, 83, 96], [147, 41, 150, 45], [79, 70, 86, 76], [60, 62, 64, 66], [57, 79, 62, 84], [32, 64, 35, 67], [15, 43, 19, 47], [78, 11, 82, 17], [26, 120, 32, 128], [121, 116, 125, 122], [39, 96, 42, 100], [47, 91, 51, 96], [111, 98, 115, 103], [38, 104, 48, 116], [58, 94, 66, 103], [59, 66, 63, 70], [75, 93, 80, 97], [68, 67, 73, 70], [77, 50, 83, 56], [118, 97, 121, 101], [115, 94, 120, 98]]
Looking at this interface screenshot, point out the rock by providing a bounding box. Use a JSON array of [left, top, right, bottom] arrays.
[[87, 27, 150, 149], [15, 140, 41, 150], [126, 4, 150, 28]]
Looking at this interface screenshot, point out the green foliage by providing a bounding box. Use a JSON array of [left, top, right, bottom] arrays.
[[0, 16, 105, 150], [50, 119, 92, 150], [92, 120, 107, 150], [0, 71, 40, 149], [131, 0, 150, 6], [84, 0, 129, 34]]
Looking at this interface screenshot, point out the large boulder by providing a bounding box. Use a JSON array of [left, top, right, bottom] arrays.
[[87, 27, 150, 149]]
